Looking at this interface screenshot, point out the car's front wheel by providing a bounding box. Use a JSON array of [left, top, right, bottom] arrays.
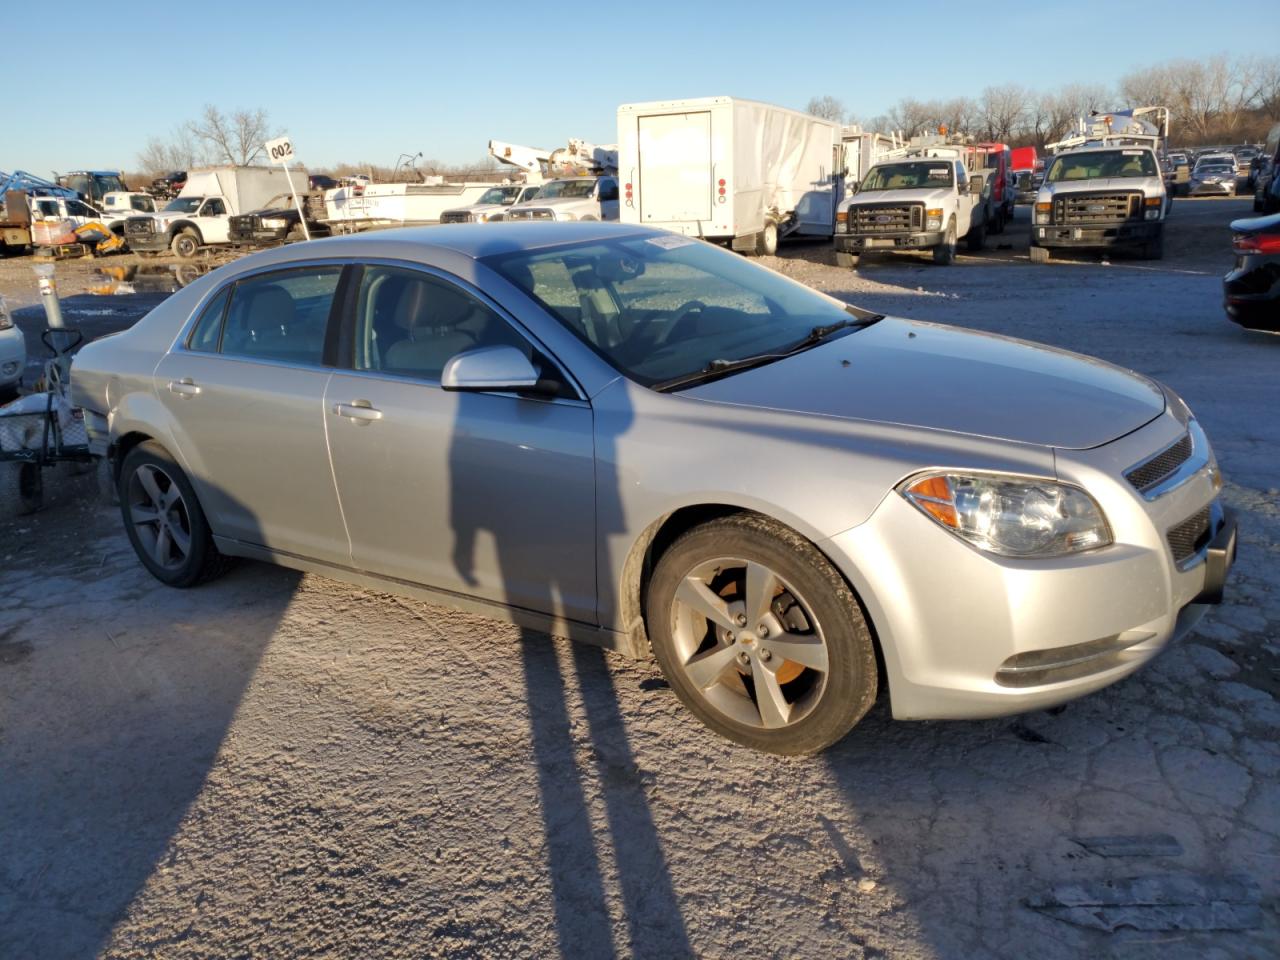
[[646, 514, 878, 755], [119, 441, 232, 587]]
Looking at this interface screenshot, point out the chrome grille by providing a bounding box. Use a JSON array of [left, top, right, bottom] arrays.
[[439, 210, 472, 224], [124, 217, 155, 236], [850, 203, 924, 233], [1125, 434, 1192, 493], [1054, 192, 1142, 224], [1167, 506, 1211, 564], [505, 208, 554, 221]]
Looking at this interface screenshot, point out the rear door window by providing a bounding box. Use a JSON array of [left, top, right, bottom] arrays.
[[220, 267, 342, 365]]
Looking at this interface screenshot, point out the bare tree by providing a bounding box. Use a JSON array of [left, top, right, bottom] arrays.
[[806, 96, 847, 123], [187, 105, 275, 166], [979, 85, 1029, 141], [136, 128, 204, 177]]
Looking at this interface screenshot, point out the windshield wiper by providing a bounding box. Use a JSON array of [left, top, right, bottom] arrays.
[[652, 311, 883, 393]]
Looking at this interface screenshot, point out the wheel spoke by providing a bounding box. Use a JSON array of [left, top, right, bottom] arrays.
[[766, 635, 829, 673], [744, 561, 777, 626], [168, 522, 191, 558], [683, 643, 740, 690], [753, 666, 792, 729], [675, 577, 737, 631], [130, 505, 161, 526], [136, 466, 164, 508], [153, 525, 172, 566]]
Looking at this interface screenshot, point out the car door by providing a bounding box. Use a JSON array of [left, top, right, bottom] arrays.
[[152, 264, 350, 561], [323, 263, 597, 623], [597, 177, 620, 221]]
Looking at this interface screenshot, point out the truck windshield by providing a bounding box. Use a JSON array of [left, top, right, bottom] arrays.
[[477, 187, 520, 205], [485, 235, 870, 390], [1047, 150, 1158, 182], [859, 162, 954, 191], [164, 197, 203, 213], [537, 180, 596, 199]]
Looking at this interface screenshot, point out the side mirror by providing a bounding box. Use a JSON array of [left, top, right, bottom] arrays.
[[442, 345, 544, 393], [849, 180, 860, 193]]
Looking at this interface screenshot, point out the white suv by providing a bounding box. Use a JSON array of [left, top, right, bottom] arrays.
[[0, 298, 26, 400]]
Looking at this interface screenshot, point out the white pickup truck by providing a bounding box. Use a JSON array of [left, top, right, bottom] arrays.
[[439, 184, 542, 223], [503, 176, 620, 222], [1030, 145, 1167, 261], [834, 154, 988, 266]]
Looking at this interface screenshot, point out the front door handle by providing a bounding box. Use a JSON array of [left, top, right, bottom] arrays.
[[167, 377, 201, 397], [334, 400, 383, 424]]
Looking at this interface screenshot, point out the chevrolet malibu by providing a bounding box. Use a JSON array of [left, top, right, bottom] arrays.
[[69, 223, 1237, 754]]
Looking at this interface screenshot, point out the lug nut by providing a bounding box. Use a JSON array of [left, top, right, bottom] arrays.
[[738, 652, 751, 665], [758, 626, 769, 638], [725, 632, 735, 643], [760, 649, 772, 662], [736, 614, 747, 627]]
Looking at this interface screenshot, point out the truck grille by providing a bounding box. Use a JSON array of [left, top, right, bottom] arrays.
[[1054, 192, 1142, 224], [124, 217, 155, 237], [1125, 434, 1192, 493], [1167, 506, 1211, 564], [439, 210, 473, 224], [850, 203, 924, 233], [505, 209, 554, 221], [228, 215, 257, 232]]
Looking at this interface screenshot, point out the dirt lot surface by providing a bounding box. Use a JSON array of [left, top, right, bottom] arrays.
[[1, 198, 1277, 959]]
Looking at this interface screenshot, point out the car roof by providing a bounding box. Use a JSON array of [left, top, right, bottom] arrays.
[[238, 222, 663, 263]]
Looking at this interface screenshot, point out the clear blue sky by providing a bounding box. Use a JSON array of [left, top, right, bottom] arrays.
[[10, 0, 1276, 177]]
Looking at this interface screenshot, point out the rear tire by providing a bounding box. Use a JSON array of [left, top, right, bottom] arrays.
[[755, 221, 779, 257], [118, 441, 232, 587], [646, 513, 878, 755], [933, 220, 956, 264], [1029, 244, 1050, 264], [966, 215, 987, 252]]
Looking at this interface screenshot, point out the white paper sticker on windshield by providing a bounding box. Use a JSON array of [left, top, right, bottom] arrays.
[[1123, 149, 1143, 155], [646, 235, 695, 250], [929, 167, 949, 177]]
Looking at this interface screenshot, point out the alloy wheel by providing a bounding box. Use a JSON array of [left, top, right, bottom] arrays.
[[126, 463, 193, 571]]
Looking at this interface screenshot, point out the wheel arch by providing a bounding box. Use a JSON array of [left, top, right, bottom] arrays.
[[168, 220, 202, 243], [618, 503, 887, 687]]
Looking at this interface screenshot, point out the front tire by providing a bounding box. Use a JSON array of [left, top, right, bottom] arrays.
[[646, 514, 878, 755], [119, 441, 232, 587], [171, 229, 200, 259], [933, 220, 957, 264], [834, 250, 859, 269]]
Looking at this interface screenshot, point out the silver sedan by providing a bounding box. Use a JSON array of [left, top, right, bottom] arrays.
[[69, 223, 1237, 754]]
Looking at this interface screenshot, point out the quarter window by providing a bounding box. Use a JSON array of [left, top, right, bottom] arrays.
[[186, 286, 232, 353], [351, 266, 530, 381], [220, 267, 342, 365]]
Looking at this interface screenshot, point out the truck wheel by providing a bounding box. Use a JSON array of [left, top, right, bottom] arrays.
[[933, 221, 956, 265], [171, 230, 200, 259], [834, 251, 859, 269], [966, 216, 987, 252], [1029, 244, 1049, 264], [755, 221, 779, 257]]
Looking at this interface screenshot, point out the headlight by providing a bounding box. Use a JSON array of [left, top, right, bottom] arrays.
[[899, 472, 1112, 558], [1035, 201, 1051, 225], [261, 217, 290, 229], [926, 208, 943, 230], [475, 212, 489, 223]]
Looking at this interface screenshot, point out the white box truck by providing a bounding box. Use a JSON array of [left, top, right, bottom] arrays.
[[124, 166, 307, 258], [617, 97, 839, 256]]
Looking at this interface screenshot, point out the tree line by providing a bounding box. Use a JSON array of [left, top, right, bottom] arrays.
[[808, 53, 1280, 148]]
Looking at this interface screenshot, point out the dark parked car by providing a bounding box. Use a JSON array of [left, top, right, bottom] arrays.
[[228, 194, 330, 247], [309, 174, 340, 192], [148, 170, 186, 200], [1224, 212, 1280, 332]]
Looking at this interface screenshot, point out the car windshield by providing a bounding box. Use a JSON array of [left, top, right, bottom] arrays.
[[485, 235, 869, 389], [537, 180, 595, 199], [477, 187, 520, 205], [164, 197, 202, 213], [860, 162, 954, 191], [1046, 150, 1158, 182]]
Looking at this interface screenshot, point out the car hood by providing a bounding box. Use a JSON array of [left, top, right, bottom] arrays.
[[847, 187, 953, 206], [683, 317, 1165, 450], [1044, 178, 1163, 195]]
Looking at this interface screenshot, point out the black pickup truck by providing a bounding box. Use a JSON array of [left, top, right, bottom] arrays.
[[228, 194, 329, 247]]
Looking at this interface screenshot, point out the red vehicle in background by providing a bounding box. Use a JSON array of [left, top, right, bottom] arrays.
[[973, 143, 1014, 232], [1010, 146, 1040, 204]]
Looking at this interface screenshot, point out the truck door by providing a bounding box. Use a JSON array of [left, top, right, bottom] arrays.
[[197, 197, 230, 243], [637, 112, 712, 224]]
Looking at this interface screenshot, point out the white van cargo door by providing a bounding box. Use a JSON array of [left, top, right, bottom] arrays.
[[638, 112, 712, 223]]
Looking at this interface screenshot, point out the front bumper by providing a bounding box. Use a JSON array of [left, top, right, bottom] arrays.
[[835, 230, 945, 253], [1189, 182, 1235, 196], [1223, 257, 1280, 331], [123, 232, 169, 253], [820, 413, 1234, 720], [1033, 220, 1160, 249], [229, 226, 290, 245]]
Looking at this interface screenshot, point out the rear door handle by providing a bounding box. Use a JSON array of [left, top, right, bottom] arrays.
[[167, 377, 201, 397], [334, 401, 383, 423]]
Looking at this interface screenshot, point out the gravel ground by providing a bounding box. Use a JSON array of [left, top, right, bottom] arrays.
[[0, 199, 1276, 959]]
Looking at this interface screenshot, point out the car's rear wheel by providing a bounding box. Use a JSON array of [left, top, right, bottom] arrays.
[[646, 514, 878, 755], [119, 441, 232, 587]]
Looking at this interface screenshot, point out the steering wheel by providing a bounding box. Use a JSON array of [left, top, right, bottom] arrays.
[[619, 300, 708, 363]]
